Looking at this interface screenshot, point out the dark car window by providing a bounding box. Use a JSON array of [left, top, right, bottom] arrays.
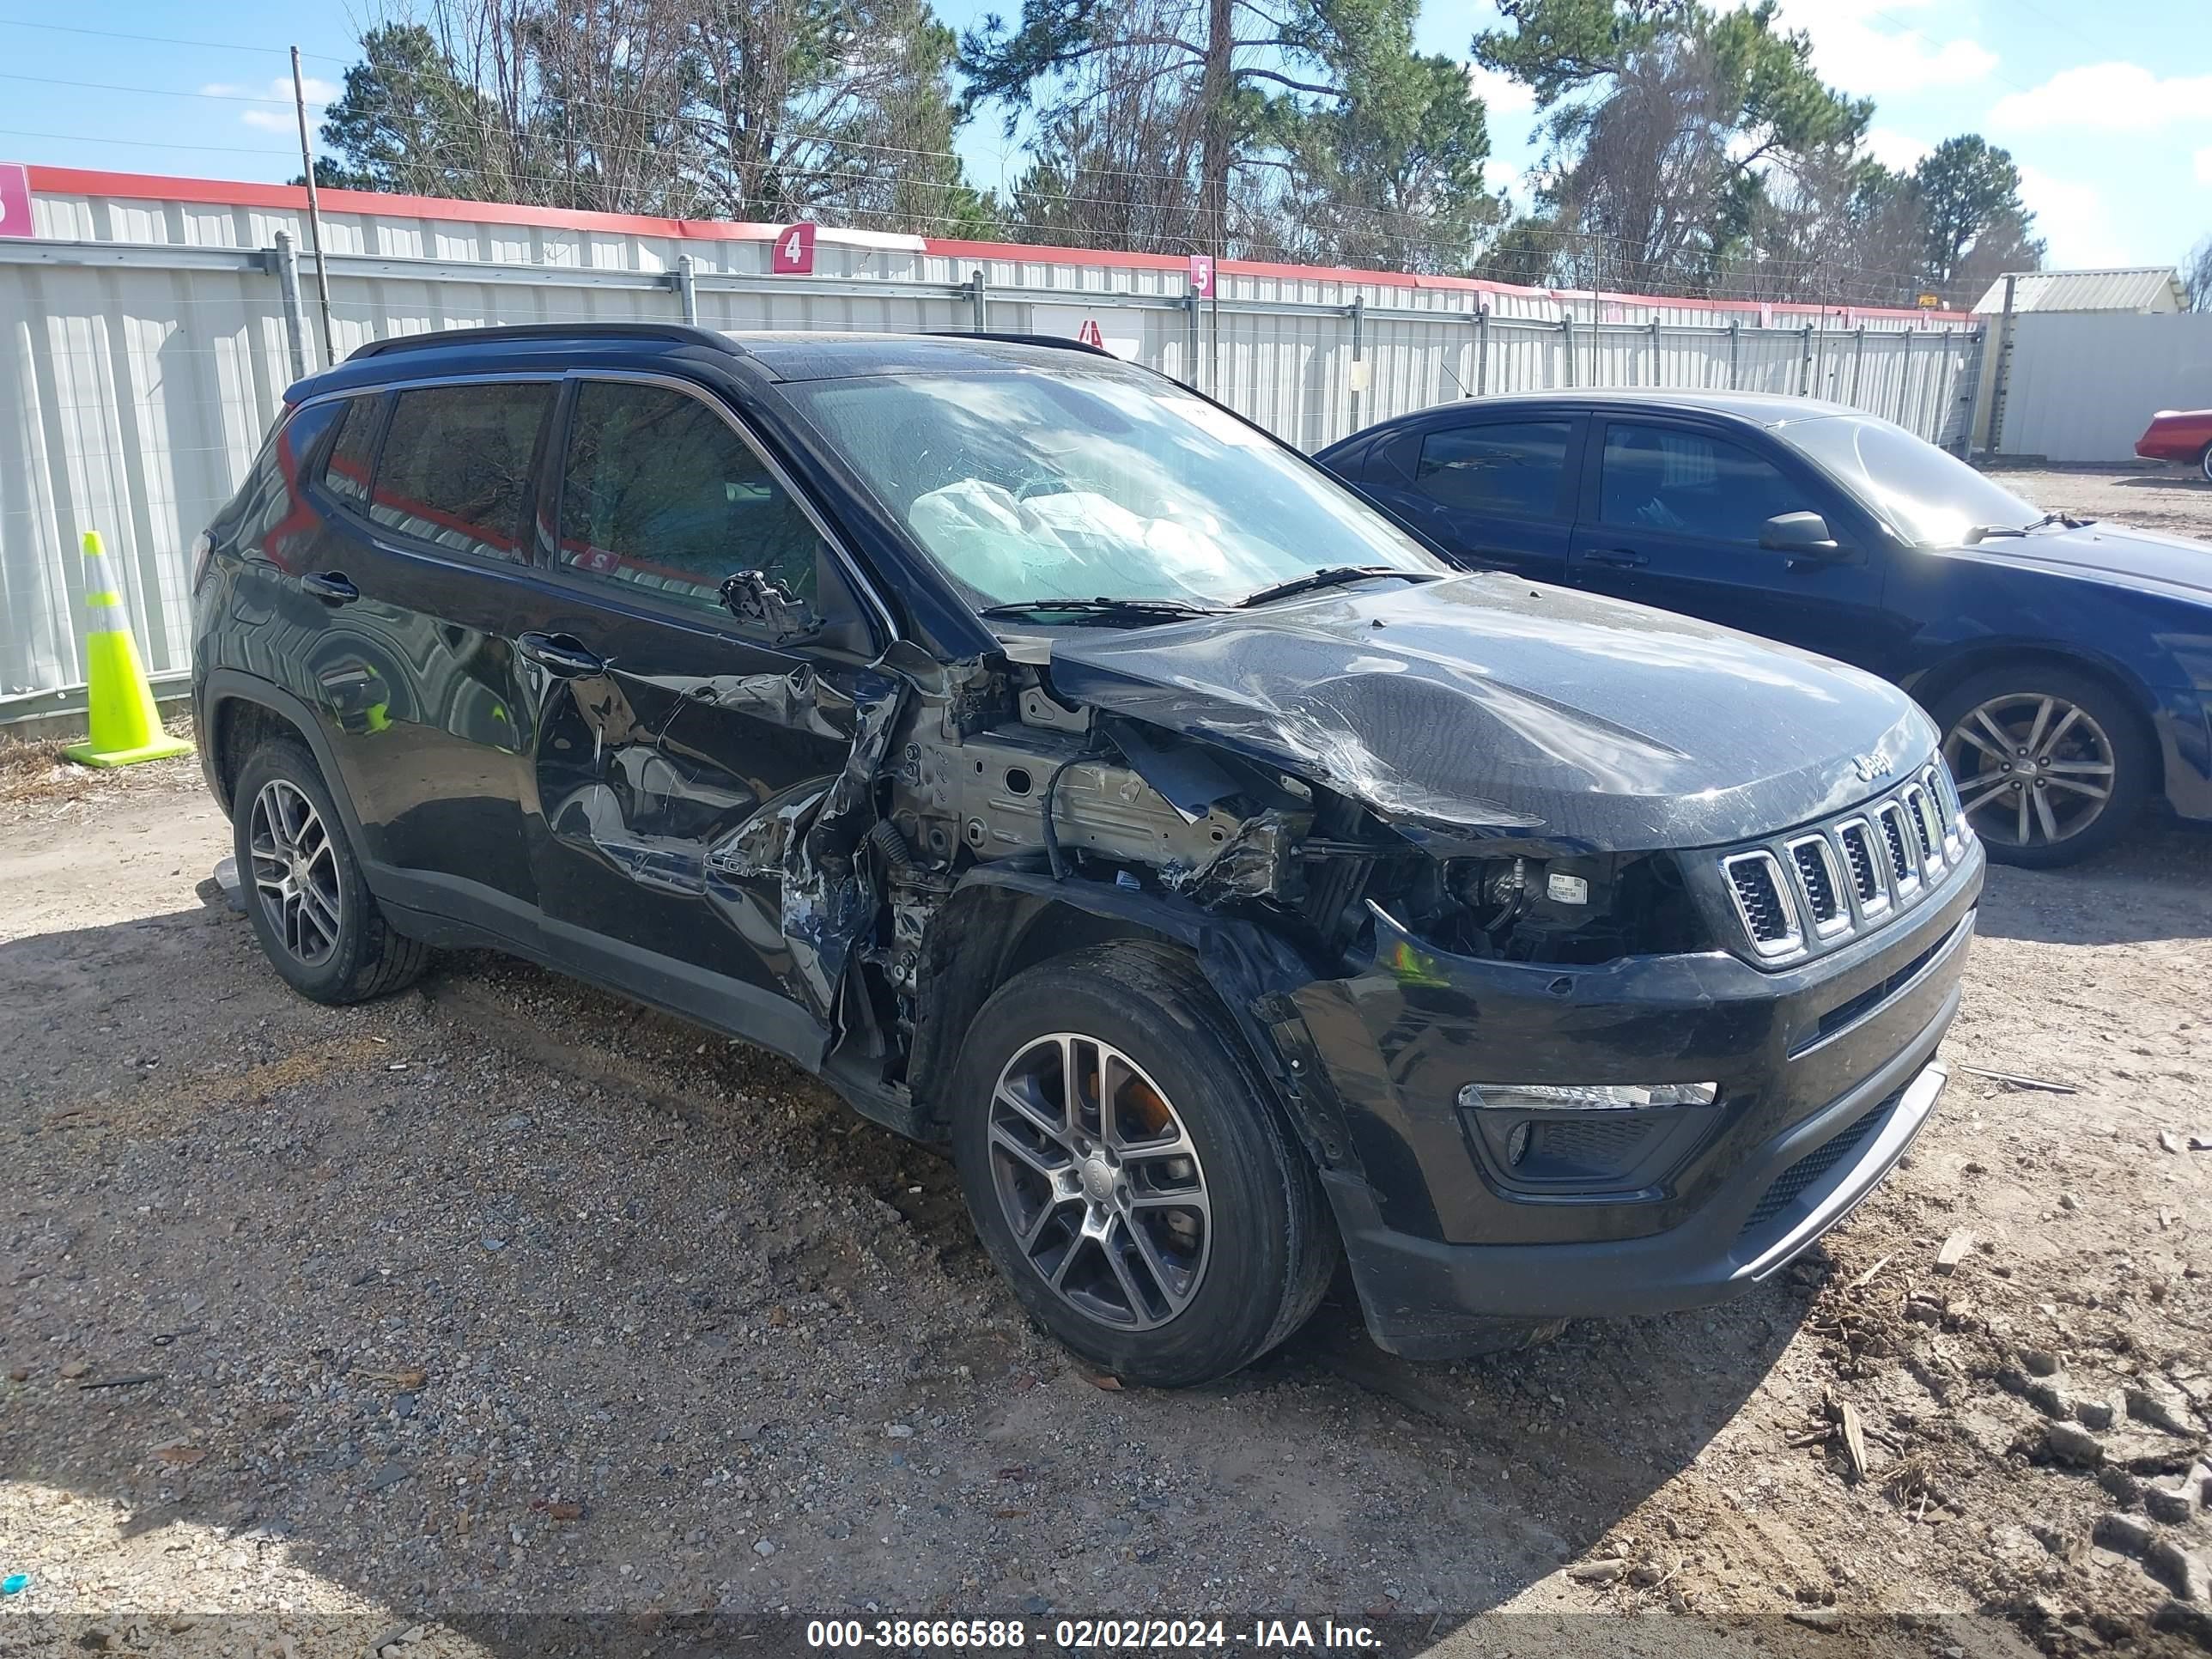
[[321, 396, 380, 510], [556, 380, 824, 617], [1599, 423, 1809, 546], [1413, 421, 1573, 520], [369, 383, 551, 562]]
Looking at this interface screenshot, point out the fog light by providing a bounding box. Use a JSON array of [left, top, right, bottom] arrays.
[[1456, 1082, 1719, 1111], [1505, 1121, 1532, 1167]]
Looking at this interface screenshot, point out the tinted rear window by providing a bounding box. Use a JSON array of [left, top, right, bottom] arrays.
[[322, 396, 380, 509], [1413, 421, 1573, 520], [369, 384, 552, 560]]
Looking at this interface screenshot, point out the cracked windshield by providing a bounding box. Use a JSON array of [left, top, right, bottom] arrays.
[[788, 369, 1443, 611]]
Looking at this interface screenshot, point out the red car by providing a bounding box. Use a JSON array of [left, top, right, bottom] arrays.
[[2136, 408, 2212, 481]]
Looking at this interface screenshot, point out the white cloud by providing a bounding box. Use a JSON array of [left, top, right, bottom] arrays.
[[1465, 63, 1536, 119], [2016, 165, 2130, 268], [1769, 0, 1996, 97], [1988, 63, 2212, 132], [202, 76, 336, 133], [1862, 126, 1933, 173], [2197, 147, 2212, 185]]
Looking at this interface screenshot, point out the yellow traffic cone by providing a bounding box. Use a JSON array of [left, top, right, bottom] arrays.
[[62, 531, 194, 769]]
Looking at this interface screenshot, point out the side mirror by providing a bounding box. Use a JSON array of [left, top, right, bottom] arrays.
[[720, 568, 818, 644], [1759, 511, 1849, 563]]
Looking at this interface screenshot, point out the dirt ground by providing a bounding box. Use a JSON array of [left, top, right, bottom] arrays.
[[1990, 462, 2212, 544], [2, 465, 2210, 1659]]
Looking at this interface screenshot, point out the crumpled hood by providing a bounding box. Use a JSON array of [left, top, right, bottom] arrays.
[[1944, 520, 2212, 603], [1041, 573, 1936, 853]]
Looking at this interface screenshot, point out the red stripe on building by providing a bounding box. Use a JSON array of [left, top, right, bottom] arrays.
[[25, 166, 1975, 324]]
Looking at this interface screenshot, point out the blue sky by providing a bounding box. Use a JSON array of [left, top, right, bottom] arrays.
[[1, 0, 2206, 270]]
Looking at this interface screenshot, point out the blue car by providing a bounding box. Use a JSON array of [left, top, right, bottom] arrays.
[[1320, 391, 2212, 867]]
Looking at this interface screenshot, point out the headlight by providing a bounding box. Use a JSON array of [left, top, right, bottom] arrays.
[[1456, 1081, 1718, 1112]]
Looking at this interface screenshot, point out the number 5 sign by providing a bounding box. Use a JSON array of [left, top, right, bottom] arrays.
[[0, 165, 33, 240], [771, 222, 817, 276]]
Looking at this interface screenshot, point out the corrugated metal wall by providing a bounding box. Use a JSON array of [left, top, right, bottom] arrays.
[[1995, 311, 2212, 463], [0, 173, 1984, 714]]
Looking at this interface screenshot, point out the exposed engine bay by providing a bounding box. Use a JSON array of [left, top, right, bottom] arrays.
[[823, 647, 1714, 1115]]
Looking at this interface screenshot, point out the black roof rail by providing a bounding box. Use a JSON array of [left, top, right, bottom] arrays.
[[347, 321, 741, 362], [923, 331, 1119, 359]]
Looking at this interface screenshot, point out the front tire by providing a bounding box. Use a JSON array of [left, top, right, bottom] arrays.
[[950, 941, 1337, 1387], [1933, 665, 2151, 867], [2199, 441, 2211, 485], [234, 738, 429, 1002]]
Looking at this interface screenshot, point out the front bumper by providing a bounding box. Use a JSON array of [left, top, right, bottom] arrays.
[[1276, 842, 1980, 1359], [1325, 1021, 1950, 1358]]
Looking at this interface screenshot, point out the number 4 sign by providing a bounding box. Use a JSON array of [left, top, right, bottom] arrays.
[[0, 165, 33, 240], [771, 222, 817, 275]]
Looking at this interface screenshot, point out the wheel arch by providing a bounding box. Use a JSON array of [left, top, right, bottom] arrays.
[[903, 867, 1342, 1168], [202, 670, 370, 848], [1905, 643, 2166, 796]]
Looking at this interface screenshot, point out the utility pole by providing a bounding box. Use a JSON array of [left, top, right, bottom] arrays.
[[291, 46, 336, 369]]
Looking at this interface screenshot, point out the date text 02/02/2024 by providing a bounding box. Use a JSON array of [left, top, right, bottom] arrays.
[[804, 1618, 1383, 1650]]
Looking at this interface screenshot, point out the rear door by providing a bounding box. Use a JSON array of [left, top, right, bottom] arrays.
[[283, 380, 552, 941], [1352, 414, 1582, 583], [1565, 416, 1892, 669], [510, 372, 892, 1066]]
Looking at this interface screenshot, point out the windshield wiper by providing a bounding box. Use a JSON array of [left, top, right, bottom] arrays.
[[1231, 565, 1438, 610], [1963, 510, 2094, 543], [976, 596, 1223, 624]]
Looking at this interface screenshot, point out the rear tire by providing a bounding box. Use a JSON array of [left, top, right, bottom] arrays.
[[233, 738, 429, 1003], [2199, 442, 2211, 485], [1932, 665, 2151, 868], [950, 940, 1338, 1387]]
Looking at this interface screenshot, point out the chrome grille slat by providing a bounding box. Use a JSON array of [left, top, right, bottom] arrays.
[[1836, 817, 1889, 917], [1877, 803, 1921, 896], [1717, 769, 1972, 966], [1722, 849, 1802, 959], [1903, 784, 1942, 874], [1785, 834, 1850, 938]]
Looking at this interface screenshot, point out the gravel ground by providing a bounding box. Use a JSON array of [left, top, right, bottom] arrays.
[[3, 468, 2209, 1658], [1986, 462, 2212, 543]]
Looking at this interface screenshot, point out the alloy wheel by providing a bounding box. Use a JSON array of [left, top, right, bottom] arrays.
[[248, 778, 343, 966], [986, 1034, 1212, 1332], [1942, 692, 2116, 852]]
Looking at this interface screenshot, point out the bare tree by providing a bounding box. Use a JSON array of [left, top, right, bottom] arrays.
[[325, 0, 988, 224], [1720, 150, 1928, 307], [2183, 234, 2212, 313]]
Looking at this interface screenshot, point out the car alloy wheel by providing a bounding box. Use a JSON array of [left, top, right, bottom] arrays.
[[985, 1032, 1212, 1332], [247, 777, 344, 967], [1942, 692, 2116, 852]]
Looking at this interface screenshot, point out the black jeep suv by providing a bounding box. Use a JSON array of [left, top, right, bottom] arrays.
[[192, 324, 1982, 1385]]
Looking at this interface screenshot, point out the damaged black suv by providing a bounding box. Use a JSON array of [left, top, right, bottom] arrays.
[[192, 324, 1982, 1386]]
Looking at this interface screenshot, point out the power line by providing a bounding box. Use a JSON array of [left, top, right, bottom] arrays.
[[0, 15, 349, 62], [0, 126, 295, 157], [0, 70, 302, 106]]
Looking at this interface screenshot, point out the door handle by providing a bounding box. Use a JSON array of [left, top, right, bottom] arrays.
[[517, 631, 606, 678], [300, 570, 359, 604], [1585, 548, 1649, 569]]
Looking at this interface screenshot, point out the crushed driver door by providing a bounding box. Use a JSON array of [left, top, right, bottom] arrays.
[[510, 374, 892, 1066]]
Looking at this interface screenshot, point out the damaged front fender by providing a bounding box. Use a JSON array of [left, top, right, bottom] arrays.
[[899, 864, 1364, 1175]]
